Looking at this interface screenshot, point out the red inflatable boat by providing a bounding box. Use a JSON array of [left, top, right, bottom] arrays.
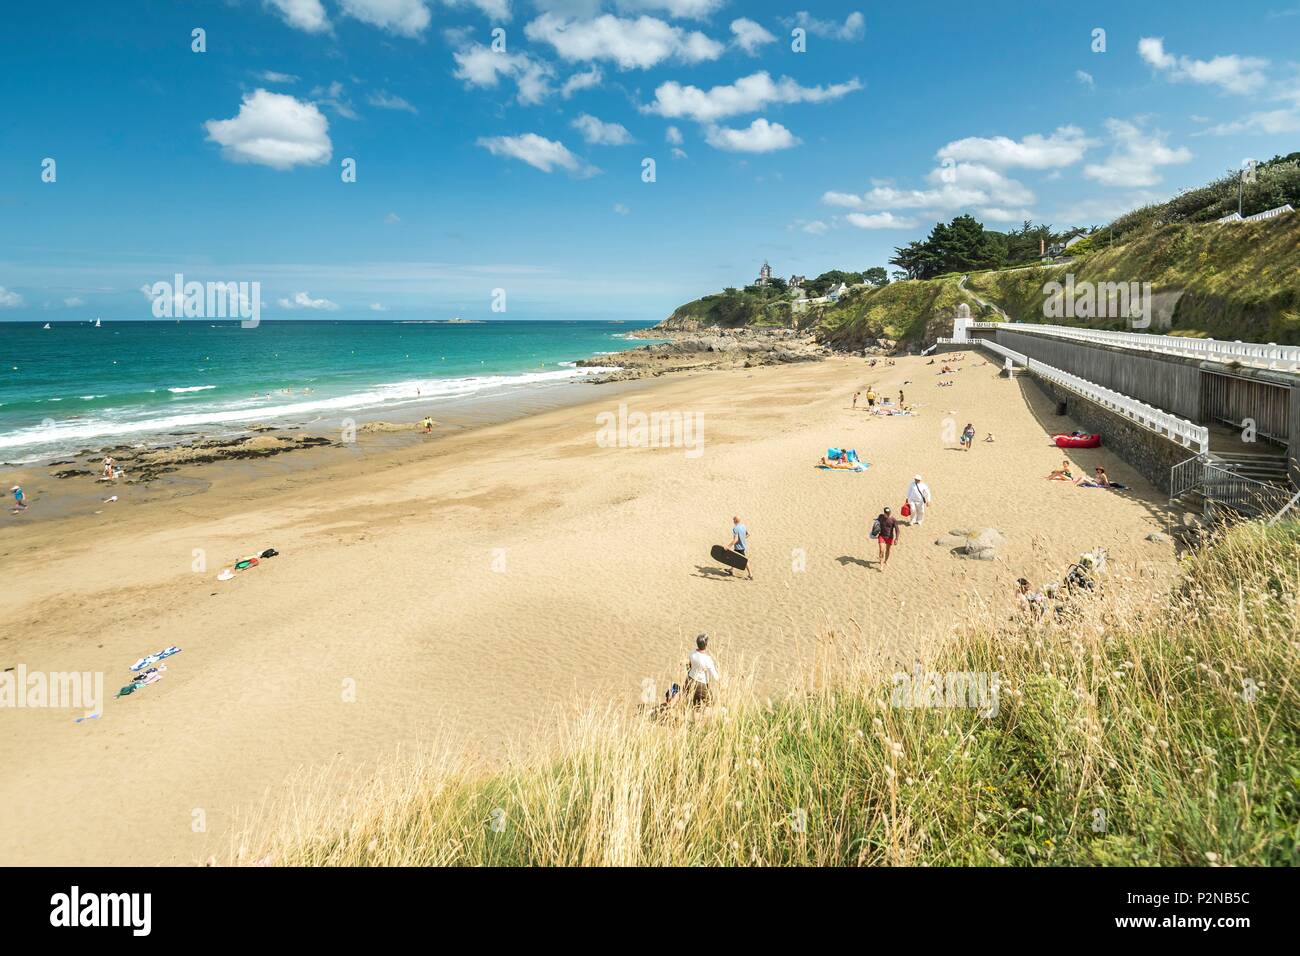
[[1054, 433, 1101, 448]]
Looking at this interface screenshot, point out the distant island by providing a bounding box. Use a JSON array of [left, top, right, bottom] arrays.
[[398, 318, 485, 324]]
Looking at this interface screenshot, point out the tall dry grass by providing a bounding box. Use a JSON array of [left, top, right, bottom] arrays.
[[232, 522, 1300, 866]]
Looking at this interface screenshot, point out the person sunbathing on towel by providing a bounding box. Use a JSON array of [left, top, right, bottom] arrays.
[[1046, 460, 1074, 481], [1076, 466, 1113, 488], [819, 456, 856, 469]]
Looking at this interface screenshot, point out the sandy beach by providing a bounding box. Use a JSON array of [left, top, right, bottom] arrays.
[[0, 352, 1180, 865]]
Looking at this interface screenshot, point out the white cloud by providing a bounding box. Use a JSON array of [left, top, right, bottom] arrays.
[[571, 113, 633, 145], [671, 146, 687, 159], [0, 286, 24, 308], [369, 302, 388, 312], [339, 0, 431, 38], [614, 0, 724, 16], [369, 90, 419, 113], [260, 70, 301, 83], [665, 125, 683, 144], [1054, 193, 1160, 224], [1200, 108, 1300, 136], [1138, 37, 1269, 95], [560, 66, 603, 97], [204, 90, 332, 170], [644, 70, 862, 123], [442, 0, 512, 20], [311, 80, 358, 119], [477, 132, 598, 175], [524, 13, 724, 70], [730, 18, 775, 55], [1075, 70, 1094, 89], [824, 161, 1034, 216], [452, 44, 556, 104], [278, 291, 341, 310], [384, 212, 401, 223], [800, 220, 828, 234], [1083, 118, 1192, 187], [936, 125, 1095, 170], [791, 10, 864, 41], [63, 297, 85, 307], [265, 0, 330, 33], [845, 211, 915, 229], [612, 202, 631, 214], [703, 118, 798, 153]]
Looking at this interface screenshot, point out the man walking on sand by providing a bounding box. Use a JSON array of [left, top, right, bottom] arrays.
[[728, 515, 752, 580], [906, 474, 933, 526], [872, 505, 900, 569], [685, 633, 720, 706]]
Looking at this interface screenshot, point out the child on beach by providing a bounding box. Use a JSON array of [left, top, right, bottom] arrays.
[[960, 423, 976, 451], [11, 485, 27, 512]]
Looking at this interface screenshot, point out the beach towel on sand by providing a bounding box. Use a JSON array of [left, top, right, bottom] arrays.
[[130, 646, 181, 672], [817, 462, 868, 472]]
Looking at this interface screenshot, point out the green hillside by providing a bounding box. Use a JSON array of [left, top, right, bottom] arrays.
[[966, 213, 1300, 342], [655, 154, 1300, 348], [658, 211, 1300, 349]]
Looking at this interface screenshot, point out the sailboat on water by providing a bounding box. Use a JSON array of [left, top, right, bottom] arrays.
[[43, 323, 51, 330], [94, 317, 102, 328]]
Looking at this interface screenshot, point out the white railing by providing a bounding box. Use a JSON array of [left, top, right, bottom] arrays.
[[1243, 204, 1293, 223], [940, 336, 1028, 367], [1027, 358, 1210, 453], [972, 322, 1300, 372], [970, 338, 1027, 366]]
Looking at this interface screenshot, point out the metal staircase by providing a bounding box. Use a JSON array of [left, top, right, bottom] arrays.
[[1170, 450, 1296, 521]]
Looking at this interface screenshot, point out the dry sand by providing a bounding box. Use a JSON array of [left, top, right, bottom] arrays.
[[0, 353, 1180, 865]]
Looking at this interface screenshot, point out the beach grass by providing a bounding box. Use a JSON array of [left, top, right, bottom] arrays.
[[236, 521, 1300, 867]]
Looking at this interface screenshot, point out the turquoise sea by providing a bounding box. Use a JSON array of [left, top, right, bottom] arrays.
[[0, 319, 657, 463]]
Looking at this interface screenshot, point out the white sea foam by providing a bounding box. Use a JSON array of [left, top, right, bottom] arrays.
[[168, 385, 217, 394], [0, 365, 622, 457]]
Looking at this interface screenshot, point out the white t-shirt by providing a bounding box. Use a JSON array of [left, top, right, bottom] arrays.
[[907, 481, 932, 505], [688, 650, 720, 684]]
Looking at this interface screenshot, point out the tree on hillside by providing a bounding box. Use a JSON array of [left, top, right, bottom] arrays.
[[863, 266, 890, 287], [806, 270, 864, 296]]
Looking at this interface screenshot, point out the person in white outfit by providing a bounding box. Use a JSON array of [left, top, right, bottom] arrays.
[[906, 474, 933, 526], [685, 633, 720, 706]]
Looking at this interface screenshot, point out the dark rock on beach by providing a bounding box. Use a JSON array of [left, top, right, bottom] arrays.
[[578, 328, 830, 383]]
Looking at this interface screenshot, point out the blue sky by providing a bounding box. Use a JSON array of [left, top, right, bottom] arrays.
[[1, 0, 1297, 321]]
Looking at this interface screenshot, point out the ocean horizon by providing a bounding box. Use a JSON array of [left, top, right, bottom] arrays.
[[0, 318, 659, 463]]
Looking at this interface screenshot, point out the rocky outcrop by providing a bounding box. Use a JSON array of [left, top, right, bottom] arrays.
[[579, 328, 829, 383]]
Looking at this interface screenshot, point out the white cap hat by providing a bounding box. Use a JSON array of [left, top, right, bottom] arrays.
[[10, 485, 19, 491], [914, 474, 923, 481]]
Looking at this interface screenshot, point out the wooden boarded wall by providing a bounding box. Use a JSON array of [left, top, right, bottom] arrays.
[[989, 329, 1205, 420], [1201, 371, 1289, 445]]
